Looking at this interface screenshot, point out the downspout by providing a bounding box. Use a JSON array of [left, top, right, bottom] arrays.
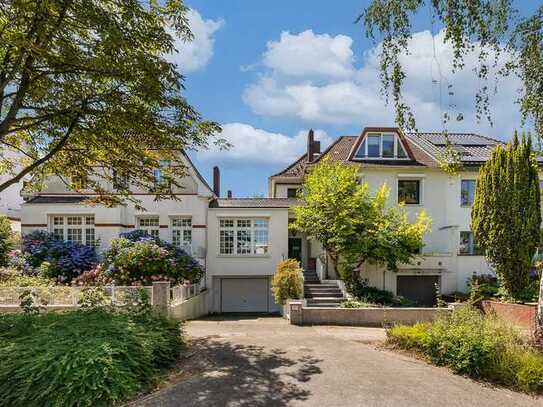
[[382, 269, 386, 291]]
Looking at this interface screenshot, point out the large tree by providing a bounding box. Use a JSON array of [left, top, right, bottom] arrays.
[[291, 158, 430, 288], [471, 133, 541, 300], [360, 1, 542, 135], [0, 0, 221, 204]]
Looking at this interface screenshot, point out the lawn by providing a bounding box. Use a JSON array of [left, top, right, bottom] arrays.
[[0, 308, 183, 407]]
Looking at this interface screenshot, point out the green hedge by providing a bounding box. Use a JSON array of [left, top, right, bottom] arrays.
[[0, 309, 182, 407], [387, 306, 543, 393]]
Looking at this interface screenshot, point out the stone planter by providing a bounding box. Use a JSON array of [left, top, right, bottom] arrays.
[[480, 300, 537, 331]]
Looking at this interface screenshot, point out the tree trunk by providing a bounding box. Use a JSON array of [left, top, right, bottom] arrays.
[[535, 272, 543, 346]]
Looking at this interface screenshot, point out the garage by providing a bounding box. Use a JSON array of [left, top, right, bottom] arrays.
[[396, 275, 439, 306], [220, 278, 272, 313]]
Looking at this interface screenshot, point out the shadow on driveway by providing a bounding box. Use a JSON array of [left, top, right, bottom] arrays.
[[137, 334, 322, 407]]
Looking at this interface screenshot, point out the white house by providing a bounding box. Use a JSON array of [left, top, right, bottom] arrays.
[[19, 126, 507, 312]]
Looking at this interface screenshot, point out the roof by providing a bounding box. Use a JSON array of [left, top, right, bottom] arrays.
[[209, 198, 299, 208], [271, 128, 504, 179], [25, 196, 90, 204]]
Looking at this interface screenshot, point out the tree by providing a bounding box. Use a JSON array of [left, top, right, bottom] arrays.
[[471, 133, 541, 300], [0, 214, 15, 266], [0, 1, 221, 205], [291, 158, 430, 288], [360, 2, 543, 135]]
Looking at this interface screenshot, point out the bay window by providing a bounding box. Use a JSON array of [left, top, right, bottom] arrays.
[[219, 218, 269, 255]]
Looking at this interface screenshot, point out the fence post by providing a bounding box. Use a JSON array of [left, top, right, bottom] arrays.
[[152, 281, 170, 317]]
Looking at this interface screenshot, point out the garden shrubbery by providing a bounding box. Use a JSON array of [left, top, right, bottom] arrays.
[[0, 305, 183, 407], [271, 259, 304, 304], [349, 280, 414, 307], [387, 305, 543, 393], [101, 230, 203, 285], [0, 215, 16, 266]]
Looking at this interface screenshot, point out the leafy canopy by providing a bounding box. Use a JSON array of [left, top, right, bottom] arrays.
[[360, 1, 543, 135], [471, 132, 541, 300], [0, 0, 221, 204], [291, 158, 430, 285]]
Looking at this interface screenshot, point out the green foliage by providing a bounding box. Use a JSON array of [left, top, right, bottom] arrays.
[[0, 267, 53, 288], [0, 309, 183, 407], [361, 2, 543, 136], [0, 215, 15, 266], [341, 299, 376, 308], [291, 158, 430, 287], [77, 286, 109, 309], [387, 306, 543, 393], [349, 280, 415, 307], [472, 133, 541, 300], [0, 1, 221, 204], [271, 259, 304, 304]]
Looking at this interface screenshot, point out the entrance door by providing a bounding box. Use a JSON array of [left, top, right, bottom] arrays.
[[397, 275, 439, 306], [288, 238, 302, 262]]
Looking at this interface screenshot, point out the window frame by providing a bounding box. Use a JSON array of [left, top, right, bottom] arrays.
[[397, 179, 422, 205], [171, 217, 192, 254], [49, 215, 97, 247], [460, 179, 477, 207], [354, 132, 410, 160], [137, 216, 160, 239], [218, 218, 270, 256], [286, 188, 300, 198], [459, 231, 482, 256]]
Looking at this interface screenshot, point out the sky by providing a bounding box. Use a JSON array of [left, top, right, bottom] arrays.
[[175, 0, 539, 198]]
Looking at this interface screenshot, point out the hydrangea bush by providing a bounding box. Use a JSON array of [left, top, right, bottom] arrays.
[[20, 231, 98, 283], [101, 230, 203, 285]]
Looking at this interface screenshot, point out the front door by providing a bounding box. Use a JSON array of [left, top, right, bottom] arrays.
[[288, 238, 302, 262]]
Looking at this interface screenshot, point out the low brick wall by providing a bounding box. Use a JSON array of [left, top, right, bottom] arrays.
[[288, 303, 451, 327], [481, 300, 537, 332]]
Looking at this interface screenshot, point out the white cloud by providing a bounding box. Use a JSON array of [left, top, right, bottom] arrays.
[[197, 123, 332, 165], [243, 29, 525, 139], [263, 30, 354, 79], [168, 9, 223, 73]]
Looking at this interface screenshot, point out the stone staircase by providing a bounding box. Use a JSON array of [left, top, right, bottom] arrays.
[[303, 269, 345, 308]]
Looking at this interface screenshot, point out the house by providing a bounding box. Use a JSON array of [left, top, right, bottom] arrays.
[[20, 126, 504, 312]]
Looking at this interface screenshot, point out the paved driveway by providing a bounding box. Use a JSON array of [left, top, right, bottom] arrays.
[[136, 316, 541, 407]]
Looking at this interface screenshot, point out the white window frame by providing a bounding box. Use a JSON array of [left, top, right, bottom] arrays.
[[354, 132, 410, 160], [49, 215, 97, 247], [137, 216, 160, 238], [460, 179, 477, 207], [459, 231, 481, 256], [171, 217, 192, 254], [218, 218, 269, 256]]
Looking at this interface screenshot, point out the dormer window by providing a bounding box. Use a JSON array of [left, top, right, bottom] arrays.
[[355, 132, 408, 159]]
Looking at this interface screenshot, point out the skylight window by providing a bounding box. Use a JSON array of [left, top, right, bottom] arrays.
[[354, 133, 409, 159]]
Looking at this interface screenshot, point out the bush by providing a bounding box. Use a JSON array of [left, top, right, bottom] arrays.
[[0, 267, 53, 288], [386, 305, 543, 393], [0, 215, 16, 266], [341, 299, 376, 308], [348, 280, 415, 306], [21, 231, 98, 283], [0, 309, 183, 407], [101, 231, 203, 285], [271, 259, 304, 304]]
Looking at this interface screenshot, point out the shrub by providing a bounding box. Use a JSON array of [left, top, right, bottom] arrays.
[[101, 232, 203, 285], [0, 215, 16, 266], [341, 299, 376, 308], [271, 259, 304, 304], [21, 231, 98, 283], [386, 305, 543, 393], [0, 267, 53, 288], [0, 309, 183, 407]]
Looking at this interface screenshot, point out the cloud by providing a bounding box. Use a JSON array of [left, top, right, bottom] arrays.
[[196, 123, 332, 165], [168, 9, 223, 73], [243, 29, 525, 139]]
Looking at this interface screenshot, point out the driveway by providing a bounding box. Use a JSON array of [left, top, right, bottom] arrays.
[[135, 316, 541, 407]]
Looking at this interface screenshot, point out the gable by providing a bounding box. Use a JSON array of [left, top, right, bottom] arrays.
[[349, 128, 411, 161]]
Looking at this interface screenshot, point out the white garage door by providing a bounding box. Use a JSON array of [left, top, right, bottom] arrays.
[[221, 278, 270, 313]]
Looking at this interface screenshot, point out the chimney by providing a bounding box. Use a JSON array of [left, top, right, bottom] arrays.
[[213, 166, 220, 197], [227, 190, 232, 199], [307, 129, 315, 162]]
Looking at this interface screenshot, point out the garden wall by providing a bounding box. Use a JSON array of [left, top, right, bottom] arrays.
[[480, 300, 537, 332], [169, 290, 208, 320], [287, 301, 451, 327]]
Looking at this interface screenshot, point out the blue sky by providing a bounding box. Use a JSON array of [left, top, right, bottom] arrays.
[[175, 1, 538, 197]]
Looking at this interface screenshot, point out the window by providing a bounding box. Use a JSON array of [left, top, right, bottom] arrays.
[[50, 215, 96, 247], [138, 217, 160, 238], [461, 180, 476, 206], [218, 218, 269, 255], [153, 160, 171, 190], [354, 133, 409, 159], [287, 188, 299, 198], [398, 180, 421, 204], [459, 231, 481, 255], [171, 217, 192, 253]]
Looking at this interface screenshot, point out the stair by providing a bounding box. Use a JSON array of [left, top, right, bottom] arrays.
[[303, 269, 345, 308]]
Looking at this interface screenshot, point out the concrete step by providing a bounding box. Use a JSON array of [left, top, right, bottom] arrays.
[[307, 297, 345, 303], [304, 284, 338, 288], [306, 303, 342, 308], [305, 291, 343, 297]]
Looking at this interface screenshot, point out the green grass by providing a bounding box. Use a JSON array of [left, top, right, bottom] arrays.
[[0, 309, 183, 407], [387, 306, 543, 394]]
